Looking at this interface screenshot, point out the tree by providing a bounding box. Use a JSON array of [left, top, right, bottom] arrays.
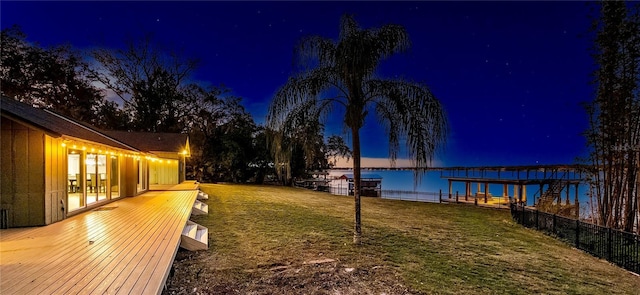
[[249, 127, 275, 184], [267, 14, 448, 244], [326, 135, 352, 167], [90, 35, 198, 132], [90, 35, 270, 183], [1, 26, 275, 186], [1, 26, 105, 125], [180, 84, 254, 182], [584, 1, 640, 233], [207, 108, 260, 183], [268, 107, 330, 185], [92, 99, 130, 130]]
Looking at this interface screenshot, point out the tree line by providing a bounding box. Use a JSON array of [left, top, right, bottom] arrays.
[[0, 26, 349, 184], [584, 1, 640, 234]]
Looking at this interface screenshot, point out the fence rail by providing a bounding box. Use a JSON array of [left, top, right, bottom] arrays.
[[510, 203, 639, 274], [380, 190, 441, 203], [327, 187, 513, 209], [327, 187, 442, 203]]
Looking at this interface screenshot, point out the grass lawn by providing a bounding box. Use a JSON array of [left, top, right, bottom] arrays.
[[164, 184, 640, 294]]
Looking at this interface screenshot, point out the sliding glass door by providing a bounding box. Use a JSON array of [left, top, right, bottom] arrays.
[[86, 153, 107, 205], [67, 149, 120, 212], [67, 149, 84, 211]]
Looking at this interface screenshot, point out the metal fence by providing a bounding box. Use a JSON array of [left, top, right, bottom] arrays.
[[328, 186, 442, 203], [510, 203, 639, 274], [380, 190, 441, 203], [328, 187, 514, 208]]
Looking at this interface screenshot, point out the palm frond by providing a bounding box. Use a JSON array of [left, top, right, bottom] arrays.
[[366, 79, 448, 182], [339, 14, 361, 41], [267, 67, 336, 130], [335, 19, 411, 84], [373, 24, 411, 59], [295, 36, 337, 70]]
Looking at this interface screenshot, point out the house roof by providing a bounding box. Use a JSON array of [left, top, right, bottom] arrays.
[[1, 96, 138, 151], [103, 131, 189, 154]]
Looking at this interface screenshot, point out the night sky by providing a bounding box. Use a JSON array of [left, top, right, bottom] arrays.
[[1, 1, 596, 167]]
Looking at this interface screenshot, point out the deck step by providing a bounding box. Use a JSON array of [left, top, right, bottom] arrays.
[[191, 199, 208, 215], [197, 191, 209, 200], [180, 220, 208, 251]]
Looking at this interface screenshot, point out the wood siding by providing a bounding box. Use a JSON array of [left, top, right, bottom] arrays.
[[146, 151, 187, 184], [149, 160, 179, 185], [0, 118, 46, 227], [44, 136, 66, 224]]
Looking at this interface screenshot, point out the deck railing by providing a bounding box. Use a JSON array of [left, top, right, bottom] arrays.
[[510, 203, 639, 274]]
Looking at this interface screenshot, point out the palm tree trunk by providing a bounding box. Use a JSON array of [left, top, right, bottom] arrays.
[[352, 126, 362, 245], [637, 153, 640, 234]]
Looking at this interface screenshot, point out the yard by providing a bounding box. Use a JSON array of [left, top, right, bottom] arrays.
[[164, 184, 640, 294]]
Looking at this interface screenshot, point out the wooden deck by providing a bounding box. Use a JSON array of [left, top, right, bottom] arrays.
[[149, 180, 199, 191], [0, 189, 198, 294]]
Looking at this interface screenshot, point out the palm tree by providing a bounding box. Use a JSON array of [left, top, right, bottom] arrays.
[[267, 14, 447, 244]]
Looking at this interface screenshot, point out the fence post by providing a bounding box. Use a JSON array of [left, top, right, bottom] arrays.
[[456, 191, 459, 203], [633, 236, 640, 273], [439, 189, 442, 203], [575, 219, 580, 248], [607, 227, 612, 261]]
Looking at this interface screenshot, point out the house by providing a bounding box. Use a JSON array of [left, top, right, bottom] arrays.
[[338, 173, 383, 197], [104, 131, 190, 187], [0, 96, 189, 228]]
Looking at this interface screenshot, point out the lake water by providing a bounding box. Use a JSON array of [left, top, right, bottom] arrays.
[[327, 169, 591, 208]]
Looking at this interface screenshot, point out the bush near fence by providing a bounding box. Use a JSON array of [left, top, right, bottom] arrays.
[[510, 203, 639, 274]]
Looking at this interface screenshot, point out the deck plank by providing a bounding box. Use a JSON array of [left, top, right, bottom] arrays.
[[46, 194, 173, 294], [0, 210, 136, 289], [66, 192, 191, 294], [1, 198, 157, 290], [105, 192, 190, 294], [149, 181, 199, 191], [0, 189, 198, 295], [134, 196, 191, 294], [112, 194, 189, 294]]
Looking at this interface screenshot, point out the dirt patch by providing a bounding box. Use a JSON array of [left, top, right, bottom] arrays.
[[164, 250, 418, 295], [303, 258, 336, 265]]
